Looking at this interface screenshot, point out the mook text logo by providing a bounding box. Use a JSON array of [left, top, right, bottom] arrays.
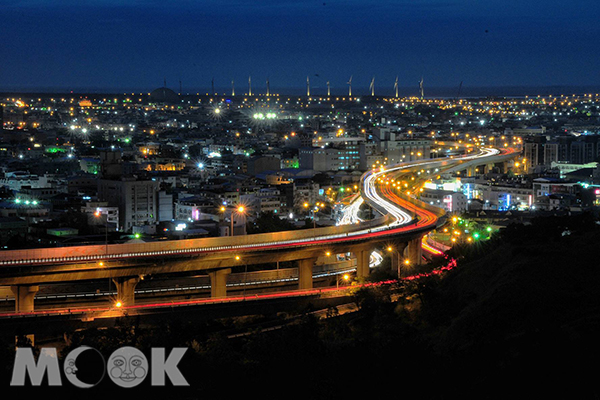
[[10, 346, 189, 388]]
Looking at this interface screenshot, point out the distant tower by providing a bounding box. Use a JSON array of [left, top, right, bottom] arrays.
[[248, 76, 252, 96], [327, 81, 330, 96], [419, 76, 424, 99], [231, 80, 235, 96], [370, 77, 375, 96], [306, 76, 310, 97], [456, 81, 463, 99], [394, 76, 399, 98], [266, 78, 270, 96], [347, 75, 353, 97]]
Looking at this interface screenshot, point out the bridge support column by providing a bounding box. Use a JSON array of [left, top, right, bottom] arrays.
[[502, 161, 509, 174], [11, 285, 39, 346], [389, 243, 407, 278], [486, 163, 494, 174], [356, 249, 371, 279], [112, 276, 140, 306], [11, 285, 39, 313], [467, 167, 475, 177], [298, 258, 316, 290], [406, 237, 423, 266], [209, 268, 231, 298]]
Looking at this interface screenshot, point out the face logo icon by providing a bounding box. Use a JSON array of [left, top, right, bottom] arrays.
[[65, 359, 77, 375], [107, 347, 148, 388], [62, 346, 106, 388]]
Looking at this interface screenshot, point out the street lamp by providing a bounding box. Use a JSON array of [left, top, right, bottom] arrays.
[[95, 209, 108, 256], [230, 205, 246, 237], [303, 202, 319, 229], [398, 258, 410, 278], [336, 273, 350, 289]]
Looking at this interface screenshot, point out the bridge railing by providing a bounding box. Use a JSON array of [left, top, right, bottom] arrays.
[[0, 214, 394, 264]]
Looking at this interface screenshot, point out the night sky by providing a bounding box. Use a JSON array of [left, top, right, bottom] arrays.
[[1, 0, 599, 93]]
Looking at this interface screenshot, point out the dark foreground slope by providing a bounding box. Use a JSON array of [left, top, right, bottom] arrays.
[[1, 214, 599, 400]]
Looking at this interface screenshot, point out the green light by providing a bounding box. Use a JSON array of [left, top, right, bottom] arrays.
[[473, 233, 480, 240], [134, 233, 140, 239], [486, 226, 492, 232], [45, 147, 65, 154]]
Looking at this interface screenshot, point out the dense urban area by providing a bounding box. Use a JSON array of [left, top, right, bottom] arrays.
[[1, 89, 599, 248]]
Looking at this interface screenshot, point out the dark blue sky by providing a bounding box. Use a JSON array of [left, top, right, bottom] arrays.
[[1, 0, 599, 93]]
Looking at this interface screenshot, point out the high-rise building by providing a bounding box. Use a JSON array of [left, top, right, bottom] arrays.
[[98, 178, 162, 232]]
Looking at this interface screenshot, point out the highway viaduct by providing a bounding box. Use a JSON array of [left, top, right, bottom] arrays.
[[0, 145, 518, 313], [0, 215, 433, 313]]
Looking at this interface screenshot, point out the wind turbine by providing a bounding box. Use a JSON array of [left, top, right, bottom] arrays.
[[306, 76, 310, 97], [347, 75, 353, 97], [266, 77, 270, 96], [456, 81, 463, 99], [394, 76, 399, 98], [369, 76, 375, 96], [248, 76, 252, 96]]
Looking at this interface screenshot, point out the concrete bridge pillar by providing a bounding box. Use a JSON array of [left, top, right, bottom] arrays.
[[11, 285, 39, 346], [11, 285, 39, 313], [298, 258, 316, 290], [209, 268, 231, 298], [112, 276, 141, 306], [503, 161, 509, 174], [467, 166, 475, 177], [356, 249, 371, 279], [389, 243, 407, 278], [406, 237, 424, 266]]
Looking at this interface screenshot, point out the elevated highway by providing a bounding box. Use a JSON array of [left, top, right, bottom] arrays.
[[0, 144, 518, 312]]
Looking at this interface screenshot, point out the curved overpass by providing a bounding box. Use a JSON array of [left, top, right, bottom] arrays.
[[0, 144, 518, 309]]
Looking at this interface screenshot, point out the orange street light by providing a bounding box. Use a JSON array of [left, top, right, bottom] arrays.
[[231, 205, 247, 236]]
